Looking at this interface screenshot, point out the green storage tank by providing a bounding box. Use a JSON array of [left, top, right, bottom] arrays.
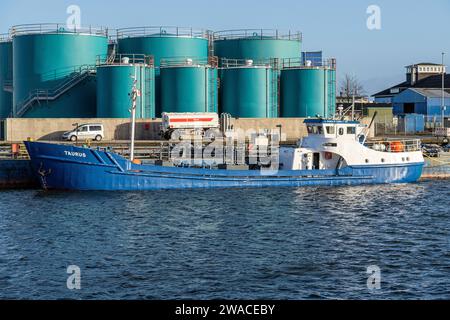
[[160, 59, 218, 113], [214, 30, 302, 61], [117, 27, 211, 117], [97, 56, 155, 119], [281, 66, 337, 118], [11, 24, 108, 118], [220, 60, 278, 118], [0, 35, 13, 118]]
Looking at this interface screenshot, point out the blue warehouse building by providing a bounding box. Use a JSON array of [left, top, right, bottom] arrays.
[[392, 88, 450, 117], [373, 62, 449, 118]]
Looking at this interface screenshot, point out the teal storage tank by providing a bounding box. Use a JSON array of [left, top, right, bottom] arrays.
[[0, 36, 13, 118], [11, 24, 108, 118], [160, 59, 218, 113], [117, 27, 211, 117], [281, 65, 337, 118], [97, 55, 155, 118], [220, 60, 278, 118], [214, 30, 302, 61]]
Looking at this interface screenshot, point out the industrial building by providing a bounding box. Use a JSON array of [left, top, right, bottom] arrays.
[[392, 88, 450, 117], [371, 62, 450, 133], [374, 63, 448, 103], [0, 24, 338, 125]]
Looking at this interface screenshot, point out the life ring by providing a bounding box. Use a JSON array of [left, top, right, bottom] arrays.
[[390, 141, 405, 153]]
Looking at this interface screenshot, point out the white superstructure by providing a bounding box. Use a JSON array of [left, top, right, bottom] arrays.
[[280, 119, 424, 171]]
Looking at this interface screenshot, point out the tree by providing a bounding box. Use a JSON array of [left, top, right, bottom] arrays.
[[339, 74, 365, 98]]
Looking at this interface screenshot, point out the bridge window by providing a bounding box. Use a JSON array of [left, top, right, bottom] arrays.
[[307, 126, 321, 134], [347, 127, 356, 135], [338, 128, 344, 136], [326, 126, 335, 134]]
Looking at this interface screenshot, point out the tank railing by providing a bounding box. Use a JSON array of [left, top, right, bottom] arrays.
[[0, 33, 11, 42], [10, 23, 109, 37], [280, 58, 337, 70], [116, 26, 211, 39], [160, 57, 218, 68], [15, 65, 96, 117], [219, 58, 278, 69], [214, 29, 302, 41], [39, 64, 97, 82], [96, 54, 154, 66], [365, 139, 422, 153]]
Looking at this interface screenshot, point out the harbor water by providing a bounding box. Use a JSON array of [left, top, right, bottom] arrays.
[[0, 181, 449, 300]]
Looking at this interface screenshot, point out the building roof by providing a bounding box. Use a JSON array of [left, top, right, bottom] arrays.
[[406, 62, 442, 67], [363, 103, 393, 109], [409, 88, 450, 98], [373, 73, 450, 97]]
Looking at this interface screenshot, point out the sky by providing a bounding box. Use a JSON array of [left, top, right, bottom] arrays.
[[1, 0, 450, 95]]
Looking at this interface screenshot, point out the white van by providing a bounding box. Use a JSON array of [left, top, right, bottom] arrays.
[[62, 124, 104, 142]]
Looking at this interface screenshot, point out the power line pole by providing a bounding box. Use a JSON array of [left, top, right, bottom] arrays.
[[442, 52, 446, 128]]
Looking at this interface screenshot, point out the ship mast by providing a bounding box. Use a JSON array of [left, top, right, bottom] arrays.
[[129, 66, 139, 162]]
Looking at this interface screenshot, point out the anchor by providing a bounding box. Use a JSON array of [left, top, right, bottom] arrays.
[[37, 162, 52, 191]]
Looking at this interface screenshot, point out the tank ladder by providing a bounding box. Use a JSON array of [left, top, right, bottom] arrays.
[[14, 65, 97, 117]]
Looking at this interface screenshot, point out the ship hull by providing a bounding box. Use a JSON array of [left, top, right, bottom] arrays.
[[25, 142, 424, 191]]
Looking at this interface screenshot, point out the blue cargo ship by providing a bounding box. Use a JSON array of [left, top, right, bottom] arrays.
[[24, 118, 424, 191]]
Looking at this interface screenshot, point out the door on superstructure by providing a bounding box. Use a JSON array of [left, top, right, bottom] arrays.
[[313, 153, 320, 170]]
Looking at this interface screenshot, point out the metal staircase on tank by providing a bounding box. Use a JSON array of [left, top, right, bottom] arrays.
[[14, 65, 97, 118]]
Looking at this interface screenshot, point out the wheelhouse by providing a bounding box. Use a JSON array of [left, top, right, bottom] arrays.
[[304, 119, 364, 140]]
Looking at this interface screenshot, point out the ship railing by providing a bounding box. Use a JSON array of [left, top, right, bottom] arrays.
[[0, 143, 30, 160], [280, 57, 337, 70], [10, 23, 109, 37], [96, 54, 154, 66], [214, 29, 302, 41], [117, 26, 211, 40], [15, 65, 96, 117], [160, 57, 218, 68], [365, 139, 422, 153]]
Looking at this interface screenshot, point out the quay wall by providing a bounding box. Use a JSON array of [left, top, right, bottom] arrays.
[[2, 117, 375, 143], [0, 160, 38, 189]]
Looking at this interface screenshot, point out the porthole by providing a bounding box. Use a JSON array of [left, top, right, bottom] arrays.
[[381, 159, 385, 163], [365, 159, 369, 163]]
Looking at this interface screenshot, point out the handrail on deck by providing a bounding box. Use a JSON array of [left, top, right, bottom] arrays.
[[365, 139, 422, 153]]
